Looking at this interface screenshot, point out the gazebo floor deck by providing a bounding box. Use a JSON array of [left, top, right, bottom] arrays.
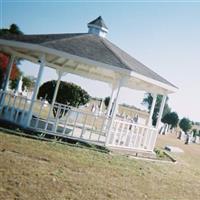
[[29, 117, 106, 146]]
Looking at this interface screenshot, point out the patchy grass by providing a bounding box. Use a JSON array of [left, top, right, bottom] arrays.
[[154, 148, 174, 162], [0, 131, 200, 200], [154, 148, 166, 158]]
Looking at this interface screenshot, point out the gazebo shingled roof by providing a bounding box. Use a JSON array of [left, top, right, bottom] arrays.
[[0, 33, 176, 88]]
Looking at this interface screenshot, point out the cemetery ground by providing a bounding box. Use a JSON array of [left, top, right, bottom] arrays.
[[0, 131, 200, 200]]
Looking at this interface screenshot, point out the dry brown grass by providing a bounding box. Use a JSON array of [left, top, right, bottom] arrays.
[[0, 131, 200, 200]]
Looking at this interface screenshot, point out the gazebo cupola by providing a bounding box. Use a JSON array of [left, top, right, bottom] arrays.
[[87, 16, 108, 38]]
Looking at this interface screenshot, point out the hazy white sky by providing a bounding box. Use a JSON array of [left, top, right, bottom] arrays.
[[2, 1, 200, 122]]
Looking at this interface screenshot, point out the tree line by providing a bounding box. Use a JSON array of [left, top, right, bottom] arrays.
[[142, 93, 195, 135]]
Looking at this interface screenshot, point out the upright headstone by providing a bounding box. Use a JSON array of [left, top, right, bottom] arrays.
[[163, 124, 169, 135], [15, 75, 23, 95], [180, 131, 186, 141], [195, 136, 200, 144]]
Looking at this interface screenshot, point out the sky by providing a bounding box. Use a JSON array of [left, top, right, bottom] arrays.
[[1, 1, 200, 122]]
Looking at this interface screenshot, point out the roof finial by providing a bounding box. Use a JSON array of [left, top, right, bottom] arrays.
[[87, 16, 108, 38]]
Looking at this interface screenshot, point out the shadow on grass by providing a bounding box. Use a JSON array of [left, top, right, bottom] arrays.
[[0, 119, 110, 154]]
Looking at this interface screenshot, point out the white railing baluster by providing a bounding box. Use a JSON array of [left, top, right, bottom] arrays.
[[117, 122, 126, 146], [10, 95, 17, 120], [0, 91, 7, 109], [0, 91, 5, 113], [71, 111, 79, 137], [142, 128, 148, 149], [20, 97, 28, 126], [80, 114, 87, 138], [54, 104, 62, 133], [128, 125, 135, 147], [0, 91, 5, 109], [34, 100, 45, 129], [97, 117, 106, 142], [137, 127, 144, 149], [132, 125, 139, 148], [61, 107, 70, 135], [123, 124, 130, 147], [147, 129, 153, 150], [89, 116, 96, 140], [44, 102, 54, 131], [14, 95, 22, 122], [6, 92, 12, 114], [149, 130, 157, 151], [111, 121, 120, 146]]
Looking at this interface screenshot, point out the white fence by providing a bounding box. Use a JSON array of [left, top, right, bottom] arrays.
[[107, 119, 158, 152], [0, 91, 30, 125], [29, 101, 110, 144], [0, 91, 158, 151], [0, 91, 110, 145]]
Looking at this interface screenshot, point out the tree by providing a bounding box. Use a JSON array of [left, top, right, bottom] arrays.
[[104, 96, 110, 109], [37, 80, 90, 118], [179, 118, 192, 133], [10, 78, 19, 90], [0, 67, 4, 87], [0, 24, 23, 89], [22, 76, 35, 91], [142, 93, 171, 126], [162, 112, 179, 129], [0, 52, 9, 87], [0, 52, 21, 89], [192, 129, 197, 137], [9, 24, 23, 35], [0, 24, 23, 35]]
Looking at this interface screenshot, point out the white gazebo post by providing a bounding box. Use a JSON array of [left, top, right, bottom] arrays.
[[105, 78, 124, 145], [51, 70, 64, 108], [2, 54, 15, 91], [25, 55, 45, 127], [156, 95, 167, 129], [45, 70, 65, 131], [148, 93, 157, 126], [106, 83, 116, 117]]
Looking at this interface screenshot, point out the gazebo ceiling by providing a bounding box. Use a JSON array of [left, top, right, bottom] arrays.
[[0, 22, 177, 94], [0, 39, 120, 84]]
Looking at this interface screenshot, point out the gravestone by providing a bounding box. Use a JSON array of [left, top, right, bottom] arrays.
[[180, 131, 187, 141], [165, 145, 184, 153], [194, 136, 200, 144]]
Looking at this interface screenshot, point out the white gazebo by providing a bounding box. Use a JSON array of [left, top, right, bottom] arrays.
[[0, 16, 177, 153]]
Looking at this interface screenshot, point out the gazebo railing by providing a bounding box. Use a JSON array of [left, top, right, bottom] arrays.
[[0, 90, 158, 150], [0, 90, 30, 125], [29, 101, 110, 144], [0, 90, 110, 144], [107, 119, 158, 152]]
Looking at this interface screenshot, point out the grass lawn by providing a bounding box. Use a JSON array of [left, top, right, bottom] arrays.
[[0, 131, 200, 200]]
